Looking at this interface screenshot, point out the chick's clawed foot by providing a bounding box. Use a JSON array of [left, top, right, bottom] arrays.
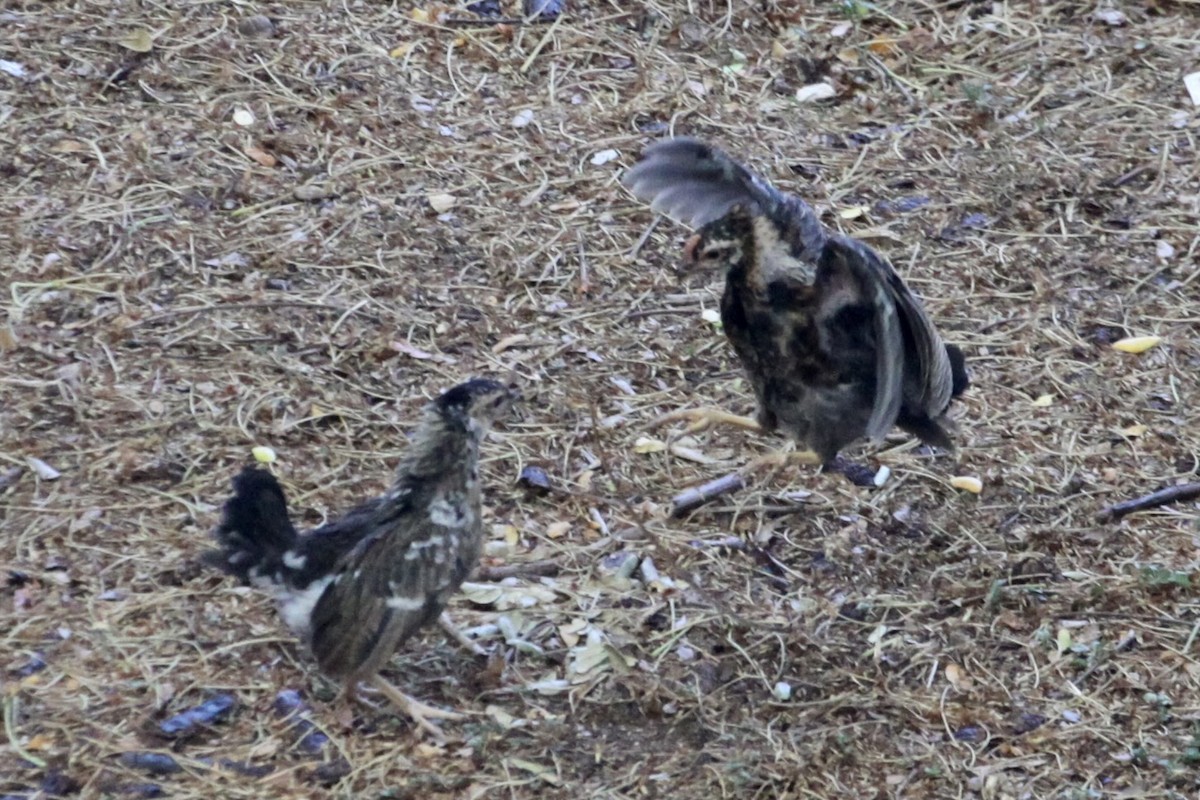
[[368, 675, 466, 741], [737, 443, 822, 479], [649, 407, 763, 435]]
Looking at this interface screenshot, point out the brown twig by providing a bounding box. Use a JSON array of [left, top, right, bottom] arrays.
[[1096, 482, 1200, 522]]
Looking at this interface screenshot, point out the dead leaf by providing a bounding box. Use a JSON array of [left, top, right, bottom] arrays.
[[633, 436, 667, 454], [945, 663, 973, 690], [50, 139, 89, 154], [0, 59, 27, 78], [428, 192, 457, 212], [391, 340, 456, 364], [244, 145, 276, 167], [0, 323, 17, 351], [867, 38, 898, 56], [26, 457, 61, 481], [492, 333, 528, 354], [1186, 72, 1200, 106], [795, 82, 837, 103], [120, 28, 155, 53], [590, 149, 619, 166]]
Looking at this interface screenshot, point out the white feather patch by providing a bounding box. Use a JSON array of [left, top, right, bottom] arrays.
[[282, 550, 307, 570], [386, 595, 426, 611], [428, 494, 471, 527], [276, 576, 333, 635]]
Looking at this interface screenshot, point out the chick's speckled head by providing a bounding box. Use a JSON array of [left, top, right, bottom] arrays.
[[681, 204, 757, 273], [434, 378, 520, 431]]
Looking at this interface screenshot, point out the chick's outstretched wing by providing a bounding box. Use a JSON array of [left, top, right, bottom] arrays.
[[816, 235, 954, 443], [813, 235, 906, 441], [622, 137, 826, 261]]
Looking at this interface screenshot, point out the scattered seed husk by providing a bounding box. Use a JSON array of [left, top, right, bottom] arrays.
[[251, 446, 276, 464], [950, 476, 983, 494], [1111, 335, 1161, 354]]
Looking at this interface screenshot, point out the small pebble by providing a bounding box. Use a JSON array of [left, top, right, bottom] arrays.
[[517, 465, 553, 493], [524, 0, 564, 19], [599, 551, 639, 579], [237, 15, 275, 37], [158, 694, 236, 738], [120, 753, 182, 776]]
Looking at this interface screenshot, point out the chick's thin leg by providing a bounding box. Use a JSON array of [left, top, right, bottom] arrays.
[[648, 407, 764, 434], [333, 682, 380, 729], [368, 674, 464, 740], [438, 612, 487, 657]]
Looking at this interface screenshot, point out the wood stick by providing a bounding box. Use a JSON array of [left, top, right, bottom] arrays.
[[473, 559, 561, 581], [1096, 481, 1200, 522], [670, 472, 746, 517]]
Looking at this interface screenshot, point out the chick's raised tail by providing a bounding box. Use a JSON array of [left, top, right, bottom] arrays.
[[205, 467, 300, 588]]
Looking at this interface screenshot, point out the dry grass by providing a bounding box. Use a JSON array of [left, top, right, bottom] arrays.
[[3, 1, 1200, 797]]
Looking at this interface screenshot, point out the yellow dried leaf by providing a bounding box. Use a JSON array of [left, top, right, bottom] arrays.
[[867, 38, 899, 55], [390, 42, 415, 58], [950, 475, 982, 494], [1032, 394, 1054, 407], [837, 205, 868, 220], [633, 436, 667, 454], [545, 521, 570, 539], [251, 445, 277, 464], [411, 8, 432, 22], [504, 526, 520, 546], [120, 28, 155, 53], [1056, 628, 1072, 652], [1112, 335, 1161, 354], [26, 734, 55, 751], [1117, 424, 1148, 438]]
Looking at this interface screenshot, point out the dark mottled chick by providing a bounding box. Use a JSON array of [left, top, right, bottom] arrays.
[[206, 378, 518, 737], [623, 137, 968, 467]]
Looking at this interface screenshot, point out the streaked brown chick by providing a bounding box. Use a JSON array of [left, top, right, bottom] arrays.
[[205, 378, 518, 738], [624, 137, 968, 473]]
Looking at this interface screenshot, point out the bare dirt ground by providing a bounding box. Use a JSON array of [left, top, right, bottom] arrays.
[[3, 1, 1200, 798]]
